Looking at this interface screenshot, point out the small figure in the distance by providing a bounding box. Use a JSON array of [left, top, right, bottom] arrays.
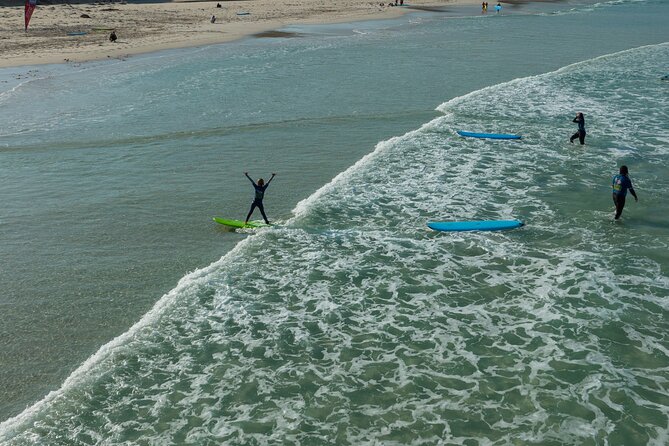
[[109, 30, 117, 42], [244, 172, 276, 225], [570, 112, 586, 145], [611, 165, 638, 220], [211, 15, 216, 23]]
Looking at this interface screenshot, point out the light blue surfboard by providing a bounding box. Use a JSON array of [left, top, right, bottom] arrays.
[[457, 130, 522, 140], [427, 219, 524, 232]]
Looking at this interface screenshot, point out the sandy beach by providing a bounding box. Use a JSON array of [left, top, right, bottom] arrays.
[[0, 0, 483, 68]]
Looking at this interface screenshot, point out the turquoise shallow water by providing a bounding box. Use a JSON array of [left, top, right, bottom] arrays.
[[1, 0, 668, 443]]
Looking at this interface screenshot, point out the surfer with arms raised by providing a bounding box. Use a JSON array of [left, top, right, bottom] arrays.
[[612, 165, 638, 220], [244, 172, 276, 225]]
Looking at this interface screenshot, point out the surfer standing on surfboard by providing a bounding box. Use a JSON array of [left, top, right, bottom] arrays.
[[244, 172, 276, 225]]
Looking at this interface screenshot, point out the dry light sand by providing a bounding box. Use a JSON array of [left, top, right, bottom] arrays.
[[0, 0, 489, 68]]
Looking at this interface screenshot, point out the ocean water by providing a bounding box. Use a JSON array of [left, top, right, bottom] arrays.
[[1, 0, 668, 443]]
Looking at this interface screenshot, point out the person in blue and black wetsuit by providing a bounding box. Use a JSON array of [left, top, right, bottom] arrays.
[[612, 165, 638, 220], [570, 112, 586, 145], [244, 172, 276, 225]]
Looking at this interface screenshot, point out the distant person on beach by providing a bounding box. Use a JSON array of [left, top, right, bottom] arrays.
[[109, 30, 117, 42], [244, 172, 276, 225], [569, 112, 586, 145], [216, 2, 222, 7], [482, 1, 487, 13], [612, 165, 638, 220], [211, 15, 216, 23], [495, 2, 501, 13]]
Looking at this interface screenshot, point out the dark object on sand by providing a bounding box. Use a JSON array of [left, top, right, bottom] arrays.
[[109, 31, 117, 42]]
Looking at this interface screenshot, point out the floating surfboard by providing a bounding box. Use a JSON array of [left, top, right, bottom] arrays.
[[427, 219, 524, 232], [213, 217, 268, 229], [457, 130, 522, 140]]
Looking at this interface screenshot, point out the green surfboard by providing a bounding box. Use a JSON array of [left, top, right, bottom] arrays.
[[212, 217, 268, 229]]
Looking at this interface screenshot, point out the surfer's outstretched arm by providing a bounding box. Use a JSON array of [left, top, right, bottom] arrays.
[[265, 173, 276, 186], [244, 172, 256, 185]]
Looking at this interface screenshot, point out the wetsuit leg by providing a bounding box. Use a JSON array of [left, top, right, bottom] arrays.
[[578, 130, 586, 145], [257, 202, 270, 224], [613, 193, 626, 219], [245, 202, 258, 223], [570, 131, 579, 143]]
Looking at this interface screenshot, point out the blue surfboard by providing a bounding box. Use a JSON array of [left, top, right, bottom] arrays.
[[457, 130, 522, 140], [427, 219, 524, 232]]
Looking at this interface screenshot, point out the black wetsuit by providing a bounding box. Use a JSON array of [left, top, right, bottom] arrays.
[[612, 173, 636, 220], [570, 115, 586, 145], [245, 174, 273, 224]]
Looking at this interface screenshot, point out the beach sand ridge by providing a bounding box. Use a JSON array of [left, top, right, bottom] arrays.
[[0, 0, 479, 67]]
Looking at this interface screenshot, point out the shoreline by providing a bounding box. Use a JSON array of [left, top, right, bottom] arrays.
[[0, 0, 486, 68]]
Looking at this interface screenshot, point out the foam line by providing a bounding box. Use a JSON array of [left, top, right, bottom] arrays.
[[0, 94, 439, 439], [0, 236, 259, 439], [436, 42, 669, 115]]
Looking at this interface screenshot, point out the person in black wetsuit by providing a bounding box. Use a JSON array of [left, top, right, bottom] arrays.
[[611, 165, 638, 220], [244, 172, 276, 225], [570, 112, 586, 145]]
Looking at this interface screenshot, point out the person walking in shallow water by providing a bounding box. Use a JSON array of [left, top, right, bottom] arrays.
[[570, 112, 586, 145], [244, 172, 276, 225], [612, 165, 638, 220]]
